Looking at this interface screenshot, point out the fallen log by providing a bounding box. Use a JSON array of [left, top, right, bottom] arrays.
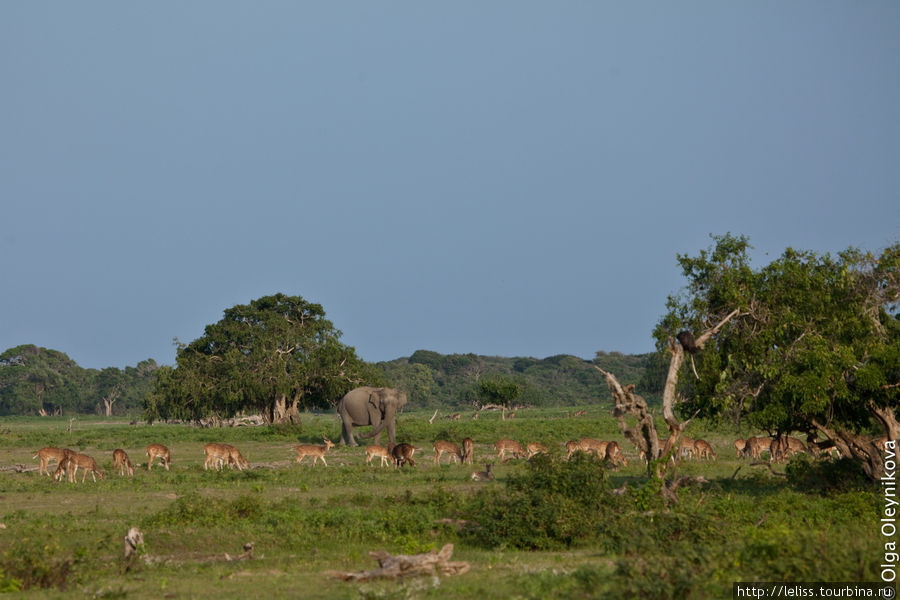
[[326, 543, 469, 582]]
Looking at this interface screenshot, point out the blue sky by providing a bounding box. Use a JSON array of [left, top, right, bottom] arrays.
[[2, 3, 898, 370]]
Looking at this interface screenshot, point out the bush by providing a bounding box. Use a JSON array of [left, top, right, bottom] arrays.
[[786, 454, 872, 494], [460, 452, 618, 549]]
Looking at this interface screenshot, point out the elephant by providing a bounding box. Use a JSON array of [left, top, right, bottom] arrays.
[[337, 386, 408, 446]]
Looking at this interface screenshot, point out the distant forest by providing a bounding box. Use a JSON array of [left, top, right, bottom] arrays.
[[0, 345, 664, 417]]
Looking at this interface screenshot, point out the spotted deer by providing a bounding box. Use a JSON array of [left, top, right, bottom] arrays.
[[692, 439, 717, 460], [526, 442, 549, 459], [391, 443, 418, 467], [471, 463, 494, 481], [64, 452, 105, 483], [433, 440, 463, 465], [461, 437, 474, 465], [113, 448, 135, 476], [494, 439, 526, 462], [34, 447, 74, 477], [204, 443, 250, 470], [292, 438, 335, 466], [146, 444, 170, 471], [365, 445, 392, 467]]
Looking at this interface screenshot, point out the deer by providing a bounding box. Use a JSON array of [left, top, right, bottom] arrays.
[[113, 449, 135, 476], [391, 443, 418, 467], [605, 441, 628, 467], [526, 442, 548, 459], [471, 463, 494, 482], [64, 452, 105, 483], [676, 437, 696, 460], [733, 438, 747, 458], [461, 437, 474, 465], [292, 438, 335, 466], [744, 436, 769, 460], [33, 447, 75, 477], [204, 443, 250, 471], [692, 439, 717, 460], [769, 437, 807, 463], [365, 445, 392, 466], [433, 440, 463, 465], [146, 444, 170, 471], [494, 439, 526, 462], [567, 438, 608, 460], [53, 455, 74, 482]]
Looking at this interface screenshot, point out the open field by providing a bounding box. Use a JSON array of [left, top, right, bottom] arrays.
[[0, 410, 886, 599]]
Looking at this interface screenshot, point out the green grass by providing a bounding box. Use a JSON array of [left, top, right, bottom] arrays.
[[0, 411, 884, 599]]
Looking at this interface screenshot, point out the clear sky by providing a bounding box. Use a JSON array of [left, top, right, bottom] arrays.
[[2, 3, 898, 370]]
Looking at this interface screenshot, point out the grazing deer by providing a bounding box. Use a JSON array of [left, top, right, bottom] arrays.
[[471, 463, 494, 482], [365, 445, 392, 466], [471, 412, 479, 420], [65, 453, 105, 483], [53, 456, 74, 482], [33, 447, 74, 477], [292, 438, 335, 467], [733, 438, 747, 458], [462, 437, 474, 465], [204, 443, 250, 470], [744, 437, 768, 460], [769, 437, 806, 462], [692, 439, 717, 460], [433, 440, 463, 465], [113, 449, 135, 476], [567, 438, 608, 460], [605, 441, 628, 467], [494, 439, 526, 462], [676, 437, 696, 460], [146, 444, 171, 471], [391, 443, 418, 467], [526, 442, 548, 459], [447, 413, 461, 421], [573, 409, 587, 417]]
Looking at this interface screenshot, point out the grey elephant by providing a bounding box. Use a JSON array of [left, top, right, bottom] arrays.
[[337, 386, 408, 446]]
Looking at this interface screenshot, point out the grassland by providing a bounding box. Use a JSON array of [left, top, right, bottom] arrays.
[[0, 409, 885, 599]]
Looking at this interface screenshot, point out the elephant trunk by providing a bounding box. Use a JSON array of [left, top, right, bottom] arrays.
[[366, 404, 398, 440]]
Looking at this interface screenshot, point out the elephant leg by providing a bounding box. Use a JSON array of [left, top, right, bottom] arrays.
[[339, 406, 358, 446]]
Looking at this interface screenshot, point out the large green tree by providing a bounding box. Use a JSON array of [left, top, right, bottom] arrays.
[[145, 293, 381, 424], [659, 234, 899, 480]]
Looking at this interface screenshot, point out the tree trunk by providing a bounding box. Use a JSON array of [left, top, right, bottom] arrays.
[[595, 367, 659, 478], [597, 308, 739, 484], [659, 309, 740, 463]]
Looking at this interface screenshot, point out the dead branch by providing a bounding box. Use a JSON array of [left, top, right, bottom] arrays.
[[225, 542, 254, 562], [749, 460, 787, 478], [326, 543, 469, 582]]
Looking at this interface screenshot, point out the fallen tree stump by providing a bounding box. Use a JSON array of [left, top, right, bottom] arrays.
[[326, 543, 469, 582]]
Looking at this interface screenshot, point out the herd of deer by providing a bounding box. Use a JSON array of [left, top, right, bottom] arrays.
[[36, 432, 861, 484]]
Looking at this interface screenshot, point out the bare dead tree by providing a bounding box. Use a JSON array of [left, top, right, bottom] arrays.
[[597, 308, 740, 484]]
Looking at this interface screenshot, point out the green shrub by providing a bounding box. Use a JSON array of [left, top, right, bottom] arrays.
[[0, 531, 85, 591], [786, 454, 872, 494], [460, 452, 618, 549]]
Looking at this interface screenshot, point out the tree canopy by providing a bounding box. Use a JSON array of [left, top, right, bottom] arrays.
[[144, 293, 382, 423], [657, 234, 899, 479], [0, 345, 158, 416]]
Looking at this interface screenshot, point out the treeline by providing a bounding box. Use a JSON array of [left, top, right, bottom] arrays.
[[0, 343, 662, 417], [376, 349, 664, 410], [0, 345, 159, 416]]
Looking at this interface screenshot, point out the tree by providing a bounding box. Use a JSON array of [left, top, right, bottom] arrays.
[[477, 376, 523, 419], [658, 235, 899, 481], [145, 293, 382, 424]]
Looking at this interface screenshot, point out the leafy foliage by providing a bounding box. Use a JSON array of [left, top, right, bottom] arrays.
[[379, 351, 653, 409], [143, 294, 382, 422], [656, 234, 899, 478], [0, 345, 158, 416]]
